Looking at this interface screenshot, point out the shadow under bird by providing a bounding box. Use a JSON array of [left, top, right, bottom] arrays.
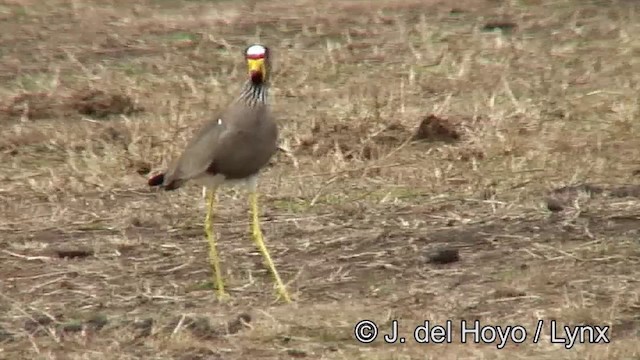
[[147, 44, 291, 303]]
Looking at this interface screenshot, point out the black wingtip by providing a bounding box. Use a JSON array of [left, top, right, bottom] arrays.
[[148, 173, 183, 191], [148, 173, 165, 187]]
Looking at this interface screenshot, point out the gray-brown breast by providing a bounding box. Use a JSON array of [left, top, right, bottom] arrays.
[[207, 103, 278, 180]]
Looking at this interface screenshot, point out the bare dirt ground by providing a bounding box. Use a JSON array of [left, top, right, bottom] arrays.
[[0, 0, 639, 359]]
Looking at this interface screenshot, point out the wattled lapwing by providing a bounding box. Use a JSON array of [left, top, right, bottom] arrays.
[[148, 44, 291, 303]]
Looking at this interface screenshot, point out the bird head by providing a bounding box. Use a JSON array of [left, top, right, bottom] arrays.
[[245, 44, 269, 85]]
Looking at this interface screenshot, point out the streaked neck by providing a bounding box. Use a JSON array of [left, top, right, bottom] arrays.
[[236, 81, 268, 107]]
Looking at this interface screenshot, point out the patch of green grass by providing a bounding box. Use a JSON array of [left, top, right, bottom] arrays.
[[272, 197, 311, 213], [185, 281, 215, 292], [113, 61, 148, 77], [152, 0, 233, 6], [162, 31, 199, 43], [367, 187, 428, 202], [13, 73, 55, 92], [60, 320, 84, 332], [10, 5, 28, 19], [272, 187, 427, 213]]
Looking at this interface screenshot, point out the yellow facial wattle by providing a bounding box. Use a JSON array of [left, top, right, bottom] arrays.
[[247, 58, 266, 79]]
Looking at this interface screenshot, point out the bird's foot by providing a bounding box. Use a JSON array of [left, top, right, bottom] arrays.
[[216, 290, 231, 303], [275, 287, 292, 304]]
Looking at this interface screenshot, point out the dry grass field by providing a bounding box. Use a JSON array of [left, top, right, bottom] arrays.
[[1, 0, 639, 359]]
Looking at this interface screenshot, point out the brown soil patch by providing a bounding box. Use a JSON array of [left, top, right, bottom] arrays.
[[294, 113, 480, 161], [294, 120, 411, 160], [0, 88, 143, 121], [71, 89, 143, 119], [413, 114, 471, 142]]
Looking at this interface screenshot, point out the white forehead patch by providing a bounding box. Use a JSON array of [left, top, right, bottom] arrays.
[[246, 44, 266, 56]]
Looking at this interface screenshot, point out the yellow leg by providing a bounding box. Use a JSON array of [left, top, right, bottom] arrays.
[[249, 190, 291, 303], [204, 190, 229, 301]]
